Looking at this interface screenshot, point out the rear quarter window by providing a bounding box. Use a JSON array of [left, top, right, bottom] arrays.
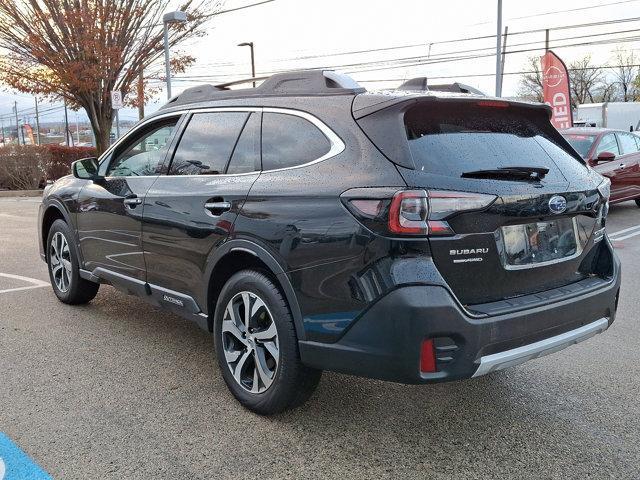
[[261, 112, 331, 171]]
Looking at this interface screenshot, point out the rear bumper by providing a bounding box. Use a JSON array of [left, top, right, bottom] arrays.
[[298, 256, 620, 384]]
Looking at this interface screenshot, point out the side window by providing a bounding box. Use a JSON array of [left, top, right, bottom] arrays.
[[617, 133, 639, 155], [169, 112, 249, 175], [227, 113, 261, 174], [596, 133, 620, 156], [107, 119, 178, 177], [261, 112, 331, 171]]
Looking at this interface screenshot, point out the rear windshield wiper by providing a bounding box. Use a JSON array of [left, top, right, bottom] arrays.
[[461, 166, 549, 181]]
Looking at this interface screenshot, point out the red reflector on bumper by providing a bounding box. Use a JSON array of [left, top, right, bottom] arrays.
[[420, 339, 437, 373]]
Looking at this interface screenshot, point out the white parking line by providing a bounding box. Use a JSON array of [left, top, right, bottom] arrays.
[[0, 213, 33, 221], [611, 229, 640, 242], [608, 224, 640, 239], [0, 273, 49, 295]]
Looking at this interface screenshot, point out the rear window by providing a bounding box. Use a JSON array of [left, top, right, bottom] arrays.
[[404, 103, 583, 179], [563, 134, 597, 159]]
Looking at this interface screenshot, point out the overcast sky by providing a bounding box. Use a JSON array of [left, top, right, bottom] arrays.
[[1, 0, 639, 126]]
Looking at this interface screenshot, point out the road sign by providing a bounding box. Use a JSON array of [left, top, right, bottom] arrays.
[[110, 91, 123, 110]]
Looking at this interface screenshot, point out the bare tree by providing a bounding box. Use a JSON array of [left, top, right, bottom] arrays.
[[517, 56, 544, 102], [611, 48, 639, 102], [593, 80, 617, 103], [568, 55, 604, 107], [0, 0, 221, 153]]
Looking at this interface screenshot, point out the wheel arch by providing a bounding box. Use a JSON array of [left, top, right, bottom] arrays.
[[204, 239, 306, 341], [41, 201, 73, 259]]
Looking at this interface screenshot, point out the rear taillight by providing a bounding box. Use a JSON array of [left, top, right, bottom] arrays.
[[389, 190, 429, 234], [387, 189, 495, 236], [344, 188, 496, 237], [597, 178, 611, 220]]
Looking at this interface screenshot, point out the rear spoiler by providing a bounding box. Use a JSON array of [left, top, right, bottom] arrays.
[[352, 94, 552, 120]]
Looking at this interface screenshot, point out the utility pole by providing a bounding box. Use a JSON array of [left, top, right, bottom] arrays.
[[63, 100, 70, 146], [1, 118, 5, 145], [545, 29, 550, 52], [34, 97, 41, 146], [499, 26, 508, 97], [137, 69, 145, 120], [495, 0, 503, 97], [75, 112, 80, 145], [13, 101, 20, 145]]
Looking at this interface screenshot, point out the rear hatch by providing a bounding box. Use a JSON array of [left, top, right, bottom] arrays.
[[355, 95, 608, 306]]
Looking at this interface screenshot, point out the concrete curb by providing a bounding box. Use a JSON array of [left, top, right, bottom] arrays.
[[0, 190, 43, 198]]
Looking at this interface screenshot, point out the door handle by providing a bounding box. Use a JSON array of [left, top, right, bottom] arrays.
[[124, 196, 143, 208], [204, 201, 232, 216]]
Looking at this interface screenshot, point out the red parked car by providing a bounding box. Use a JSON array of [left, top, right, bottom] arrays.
[[562, 127, 640, 206]]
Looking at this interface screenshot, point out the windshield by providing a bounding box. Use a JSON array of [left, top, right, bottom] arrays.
[[562, 134, 597, 159], [404, 103, 584, 181]]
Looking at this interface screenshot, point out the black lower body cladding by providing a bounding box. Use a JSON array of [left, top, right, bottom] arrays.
[[298, 249, 621, 384]]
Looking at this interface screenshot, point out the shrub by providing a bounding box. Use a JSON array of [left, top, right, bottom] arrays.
[[43, 144, 97, 182], [0, 145, 50, 190], [0, 144, 97, 190]]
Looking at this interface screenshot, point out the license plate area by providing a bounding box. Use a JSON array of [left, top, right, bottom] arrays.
[[495, 217, 584, 270]]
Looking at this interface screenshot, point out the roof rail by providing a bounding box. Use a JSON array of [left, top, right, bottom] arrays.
[[396, 77, 486, 96], [162, 70, 365, 109]]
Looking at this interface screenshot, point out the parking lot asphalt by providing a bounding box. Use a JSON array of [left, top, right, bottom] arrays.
[[1, 196, 639, 479]]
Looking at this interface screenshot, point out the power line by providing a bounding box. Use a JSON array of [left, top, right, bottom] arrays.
[[212, 0, 275, 16], [168, 31, 640, 82], [470, 0, 640, 25], [187, 15, 640, 69], [355, 63, 640, 83]]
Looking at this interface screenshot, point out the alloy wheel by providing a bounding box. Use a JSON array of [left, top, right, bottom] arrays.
[[221, 291, 280, 394], [50, 231, 72, 293]]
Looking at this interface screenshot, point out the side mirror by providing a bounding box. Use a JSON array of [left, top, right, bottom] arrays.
[[595, 151, 616, 163], [72, 157, 102, 181]]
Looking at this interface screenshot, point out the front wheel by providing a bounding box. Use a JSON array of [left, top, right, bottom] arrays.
[[213, 270, 322, 415], [46, 219, 99, 304], [635, 198, 640, 208]]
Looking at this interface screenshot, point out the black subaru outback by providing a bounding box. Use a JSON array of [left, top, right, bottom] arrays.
[[38, 70, 620, 414]]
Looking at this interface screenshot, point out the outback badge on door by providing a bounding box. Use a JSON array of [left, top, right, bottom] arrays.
[[548, 195, 567, 214]]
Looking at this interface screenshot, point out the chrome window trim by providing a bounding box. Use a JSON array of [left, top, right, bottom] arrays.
[[100, 106, 345, 179], [260, 107, 345, 173]]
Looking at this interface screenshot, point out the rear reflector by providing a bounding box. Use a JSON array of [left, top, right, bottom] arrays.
[[420, 339, 437, 373]]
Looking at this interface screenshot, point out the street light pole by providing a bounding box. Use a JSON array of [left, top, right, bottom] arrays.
[[238, 42, 256, 87], [495, 0, 503, 97], [162, 11, 188, 100]]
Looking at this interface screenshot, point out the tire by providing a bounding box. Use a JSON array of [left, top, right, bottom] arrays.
[[46, 219, 99, 305], [213, 270, 322, 415], [635, 198, 640, 208]]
